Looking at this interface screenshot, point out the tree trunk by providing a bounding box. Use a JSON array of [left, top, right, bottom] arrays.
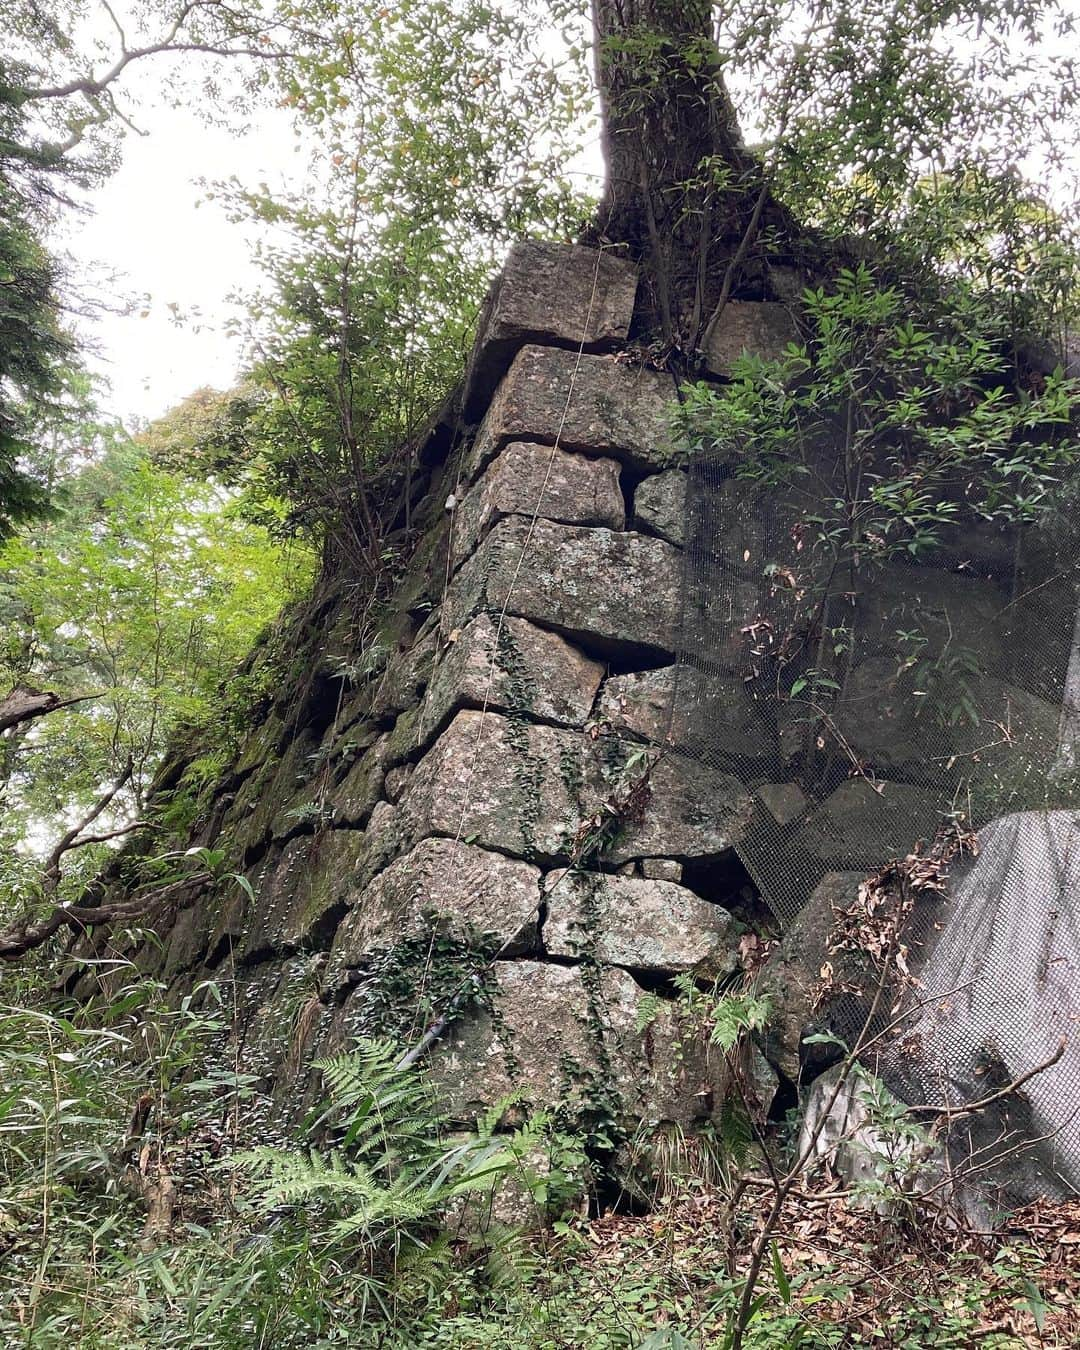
[[589, 0, 790, 352]]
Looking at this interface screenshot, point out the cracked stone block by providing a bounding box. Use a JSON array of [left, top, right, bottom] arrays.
[[397, 709, 596, 861], [428, 960, 648, 1123], [452, 441, 624, 570], [464, 241, 639, 416], [703, 301, 799, 377], [323, 838, 542, 996], [633, 468, 686, 546], [468, 346, 676, 479], [599, 665, 773, 761], [419, 614, 604, 746], [446, 517, 682, 657], [397, 710, 752, 867], [544, 869, 737, 974], [606, 751, 754, 864]]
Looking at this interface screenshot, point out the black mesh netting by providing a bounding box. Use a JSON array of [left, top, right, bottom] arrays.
[[674, 444, 1080, 1198]]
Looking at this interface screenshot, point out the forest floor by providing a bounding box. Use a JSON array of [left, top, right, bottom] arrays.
[[404, 1186, 1080, 1348]]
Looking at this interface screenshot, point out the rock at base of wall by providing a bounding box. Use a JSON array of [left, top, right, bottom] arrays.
[[756, 871, 867, 1084]]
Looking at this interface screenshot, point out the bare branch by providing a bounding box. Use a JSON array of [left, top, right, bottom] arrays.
[[0, 686, 100, 734], [0, 873, 209, 963], [902, 1039, 1067, 1121]]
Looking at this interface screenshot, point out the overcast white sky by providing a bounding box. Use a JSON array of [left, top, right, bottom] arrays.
[[53, 25, 601, 432], [50, 5, 1079, 431], [57, 107, 295, 426]]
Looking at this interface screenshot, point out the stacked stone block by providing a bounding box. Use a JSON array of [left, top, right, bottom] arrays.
[[122, 242, 804, 1188]]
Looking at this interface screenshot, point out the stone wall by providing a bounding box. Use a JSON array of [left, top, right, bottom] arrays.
[[95, 241, 800, 1183]]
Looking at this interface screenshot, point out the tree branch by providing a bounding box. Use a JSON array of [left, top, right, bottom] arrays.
[[0, 873, 208, 963], [0, 686, 100, 734]]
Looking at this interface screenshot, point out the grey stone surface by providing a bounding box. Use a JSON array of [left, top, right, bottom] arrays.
[[544, 869, 737, 973], [641, 857, 683, 882], [446, 517, 682, 657], [797, 778, 942, 870], [638, 1004, 742, 1130], [854, 565, 1008, 668], [233, 714, 285, 777], [757, 871, 866, 1083], [600, 664, 773, 761], [830, 658, 1060, 780], [606, 750, 755, 864], [383, 764, 412, 802], [370, 627, 439, 721], [469, 346, 676, 478], [425, 959, 730, 1132], [397, 709, 596, 861], [633, 469, 686, 546], [756, 781, 809, 828], [329, 732, 390, 827], [598, 666, 676, 742], [239, 829, 365, 958], [395, 710, 752, 867], [703, 301, 799, 377], [464, 242, 639, 415], [420, 614, 603, 748], [452, 440, 624, 569], [324, 838, 541, 995]]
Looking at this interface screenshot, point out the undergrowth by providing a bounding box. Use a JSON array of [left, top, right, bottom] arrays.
[[0, 970, 1075, 1347]]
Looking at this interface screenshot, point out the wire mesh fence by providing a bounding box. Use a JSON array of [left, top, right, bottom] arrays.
[[674, 440, 1080, 1198]]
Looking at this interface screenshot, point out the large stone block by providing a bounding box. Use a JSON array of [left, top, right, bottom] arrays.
[[703, 301, 799, 377], [606, 752, 755, 865], [397, 709, 594, 861], [239, 829, 365, 958], [324, 838, 541, 996], [796, 778, 941, 870], [854, 565, 1009, 669], [421, 614, 604, 743], [464, 242, 639, 416], [757, 871, 866, 1084], [600, 664, 774, 762], [445, 517, 682, 657], [469, 346, 676, 478], [398, 710, 752, 866], [429, 960, 738, 1134], [544, 869, 737, 974], [369, 626, 439, 721], [633, 468, 686, 546], [428, 960, 647, 1123], [829, 659, 1060, 780], [452, 441, 624, 569]]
